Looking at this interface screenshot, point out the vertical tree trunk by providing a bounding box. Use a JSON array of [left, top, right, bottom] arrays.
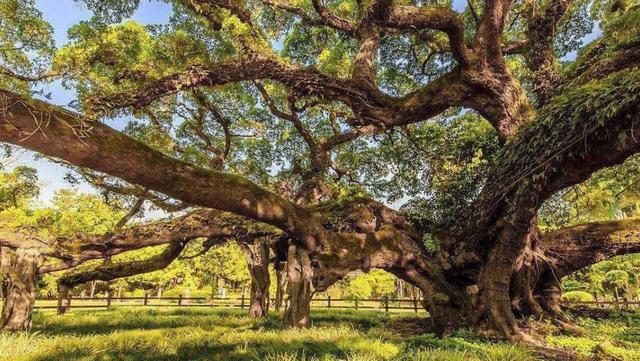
[[57, 284, 72, 315], [239, 239, 271, 318], [89, 281, 97, 298], [1, 248, 38, 331], [284, 243, 312, 328], [273, 261, 286, 311], [0, 246, 7, 301]]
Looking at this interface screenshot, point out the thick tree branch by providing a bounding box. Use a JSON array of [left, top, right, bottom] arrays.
[[57, 241, 187, 288], [543, 218, 640, 277], [0, 90, 322, 248], [460, 58, 640, 243], [382, 5, 469, 65], [0, 209, 267, 273], [311, 0, 355, 33], [524, 0, 574, 105], [476, 0, 513, 57]]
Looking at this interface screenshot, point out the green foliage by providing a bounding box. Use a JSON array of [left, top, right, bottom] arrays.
[[0, 170, 123, 239], [0, 166, 38, 209], [76, 0, 143, 23], [49, 189, 124, 237], [339, 270, 395, 300], [54, 19, 214, 106], [562, 291, 595, 302], [546, 312, 640, 359], [0, 0, 55, 92], [562, 255, 640, 302]]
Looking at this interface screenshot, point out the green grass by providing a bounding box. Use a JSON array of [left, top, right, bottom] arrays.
[[0, 308, 637, 360], [545, 312, 640, 360]]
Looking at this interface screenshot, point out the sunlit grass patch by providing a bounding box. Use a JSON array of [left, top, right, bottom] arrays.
[[545, 312, 640, 360], [0, 308, 637, 360]]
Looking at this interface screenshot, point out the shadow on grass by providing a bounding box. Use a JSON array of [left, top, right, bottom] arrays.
[[26, 339, 354, 361], [32, 308, 413, 337], [31, 307, 256, 336], [15, 308, 424, 361]]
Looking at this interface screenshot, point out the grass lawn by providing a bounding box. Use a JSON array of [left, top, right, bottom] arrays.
[[0, 307, 638, 360]]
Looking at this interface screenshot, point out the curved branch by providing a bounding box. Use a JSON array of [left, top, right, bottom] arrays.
[[311, 0, 355, 33], [460, 48, 640, 242], [0, 209, 266, 273], [382, 5, 469, 65], [0, 90, 320, 247], [543, 218, 640, 277], [57, 241, 188, 288]]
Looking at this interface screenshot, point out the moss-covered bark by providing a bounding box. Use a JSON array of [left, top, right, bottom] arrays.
[[1, 249, 38, 331], [284, 243, 312, 328], [239, 239, 271, 318]]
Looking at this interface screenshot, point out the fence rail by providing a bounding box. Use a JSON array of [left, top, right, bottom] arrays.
[[27, 296, 640, 313], [562, 300, 640, 310], [32, 295, 427, 313]]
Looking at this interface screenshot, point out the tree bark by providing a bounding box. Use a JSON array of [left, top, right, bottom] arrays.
[[238, 239, 271, 318], [273, 261, 286, 312], [57, 284, 72, 315], [284, 243, 312, 328], [1, 249, 38, 331]]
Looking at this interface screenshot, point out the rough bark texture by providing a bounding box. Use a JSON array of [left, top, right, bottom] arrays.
[[271, 239, 288, 312], [284, 242, 313, 328], [273, 263, 286, 312], [1, 248, 38, 331], [239, 239, 271, 318], [57, 242, 187, 290], [56, 284, 72, 315]]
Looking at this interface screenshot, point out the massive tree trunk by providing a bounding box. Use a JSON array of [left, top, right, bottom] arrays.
[[1, 248, 38, 331], [284, 242, 312, 328], [238, 239, 271, 318]]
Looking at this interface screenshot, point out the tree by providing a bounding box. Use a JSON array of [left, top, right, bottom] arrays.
[[341, 270, 395, 300], [1, 0, 640, 348], [0, 166, 39, 209]]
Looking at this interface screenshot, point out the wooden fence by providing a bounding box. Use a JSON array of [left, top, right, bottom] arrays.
[[562, 300, 640, 310], [30, 295, 428, 313], [24, 296, 640, 313]]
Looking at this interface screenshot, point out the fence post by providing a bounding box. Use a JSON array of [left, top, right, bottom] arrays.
[[178, 295, 183, 306], [328, 295, 331, 309], [384, 296, 389, 313], [355, 297, 359, 311], [241, 292, 245, 309], [413, 297, 418, 313], [144, 293, 148, 306], [107, 293, 112, 308]]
